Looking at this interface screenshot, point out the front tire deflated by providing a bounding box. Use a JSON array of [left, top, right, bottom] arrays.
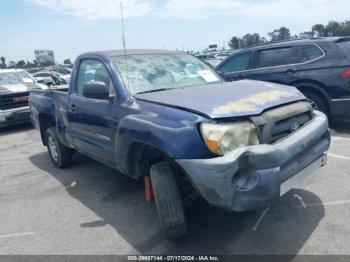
[[150, 161, 188, 240]]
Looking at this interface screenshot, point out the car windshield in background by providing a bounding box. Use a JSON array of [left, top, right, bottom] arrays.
[[0, 71, 35, 86], [113, 54, 222, 94]]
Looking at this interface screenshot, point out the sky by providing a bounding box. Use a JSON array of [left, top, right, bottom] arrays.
[[0, 0, 349, 63]]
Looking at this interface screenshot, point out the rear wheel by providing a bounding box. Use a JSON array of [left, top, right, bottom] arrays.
[[46, 127, 72, 168], [150, 161, 187, 240]]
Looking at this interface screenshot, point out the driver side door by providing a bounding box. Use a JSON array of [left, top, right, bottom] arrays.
[[67, 58, 118, 167]]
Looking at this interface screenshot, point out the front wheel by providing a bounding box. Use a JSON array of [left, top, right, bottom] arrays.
[[150, 161, 187, 240], [46, 127, 72, 168]]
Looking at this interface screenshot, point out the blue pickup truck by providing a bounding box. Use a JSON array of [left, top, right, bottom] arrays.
[[29, 50, 330, 240]]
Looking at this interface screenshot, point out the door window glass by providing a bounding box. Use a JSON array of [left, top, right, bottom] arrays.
[[300, 45, 324, 62], [256, 47, 295, 68], [77, 59, 115, 97], [218, 52, 251, 73]]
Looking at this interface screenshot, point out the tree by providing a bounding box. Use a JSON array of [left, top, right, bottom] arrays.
[[241, 33, 266, 48], [64, 59, 72, 65], [268, 27, 291, 41], [335, 21, 350, 36], [0, 56, 6, 69], [299, 31, 315, 38], [228, 36, 240, 49], [312, 24, 325, 37], [16, 60, 26, 68], [325, 21, 340, 36]]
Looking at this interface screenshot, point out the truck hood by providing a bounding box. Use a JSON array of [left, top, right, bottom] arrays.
[[134, 80, 306, 119]]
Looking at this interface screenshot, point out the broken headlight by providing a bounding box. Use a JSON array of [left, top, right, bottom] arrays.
[[200, 121, 260, 155]]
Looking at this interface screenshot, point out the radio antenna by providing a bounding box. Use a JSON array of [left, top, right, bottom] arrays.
[[120, 1, 131, 93]]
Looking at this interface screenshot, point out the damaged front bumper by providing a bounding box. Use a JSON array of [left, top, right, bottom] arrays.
[[176, 111, 330, 212]]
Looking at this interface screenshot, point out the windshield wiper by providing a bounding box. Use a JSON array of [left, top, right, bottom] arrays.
[[136, 88, 175, 94]]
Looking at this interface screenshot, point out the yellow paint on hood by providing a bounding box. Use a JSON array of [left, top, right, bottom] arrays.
[[213, 90, 295, 114]]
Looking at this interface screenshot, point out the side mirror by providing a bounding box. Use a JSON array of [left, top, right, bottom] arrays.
[[82, 81, 109, 100]]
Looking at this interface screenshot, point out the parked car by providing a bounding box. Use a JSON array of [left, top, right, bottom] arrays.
[[204, 58, 223, 67], [0, 69, 47, 127], [216, 37, 350, 121], [29, 50, 330, 240], [33, 71, 67, 86]]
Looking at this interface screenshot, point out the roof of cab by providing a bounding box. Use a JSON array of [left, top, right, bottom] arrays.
[[79, 49, 184, 58]]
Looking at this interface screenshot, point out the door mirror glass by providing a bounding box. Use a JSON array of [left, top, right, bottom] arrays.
[[82, 81, 109, 100]]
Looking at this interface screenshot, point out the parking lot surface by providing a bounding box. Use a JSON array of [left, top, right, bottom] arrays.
[[0, 123, 350, 255]]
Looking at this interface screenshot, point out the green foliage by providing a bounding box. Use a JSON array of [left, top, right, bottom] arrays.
[[312, 24, 325, 37], [228, 33, 266, 49], [64, 59, 72, 65], [228, 37, 240, 49], [268, 27, 291, 41], [16, 60, 26, 68], [241, 33, 266, 48], [0, 56, 6, 69]]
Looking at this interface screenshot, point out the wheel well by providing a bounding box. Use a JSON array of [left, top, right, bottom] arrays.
[[127, 142, 199, 205], [38, 113, 55, 146], [127, 142, 165, 178], [296, 85, 331, 114]]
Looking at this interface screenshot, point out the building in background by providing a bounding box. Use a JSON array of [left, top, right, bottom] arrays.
[[34, 50, 55, 65]]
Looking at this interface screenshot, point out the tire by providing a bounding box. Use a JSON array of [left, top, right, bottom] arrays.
[[150, 161, 187, 240], [302, 91, 329, 117], [46, 127, 72, 168]]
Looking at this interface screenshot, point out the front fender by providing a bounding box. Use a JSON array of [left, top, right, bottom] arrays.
[[115, 103, 214, 175]]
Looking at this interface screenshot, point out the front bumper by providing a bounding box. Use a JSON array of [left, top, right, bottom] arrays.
[[176, 111, 330, 212], [0, 106, 30, 127]]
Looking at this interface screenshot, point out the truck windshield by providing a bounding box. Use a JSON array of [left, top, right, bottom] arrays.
[[0, 71, 35, 86], [113, 53, 222, 94]]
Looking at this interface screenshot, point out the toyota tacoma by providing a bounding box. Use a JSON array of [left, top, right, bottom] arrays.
[[29, 50, 330, 239]]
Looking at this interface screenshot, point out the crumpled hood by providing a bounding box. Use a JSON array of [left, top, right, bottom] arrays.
[[135, 80, 306, 119]]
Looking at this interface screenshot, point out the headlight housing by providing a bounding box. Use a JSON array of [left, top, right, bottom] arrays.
[[200, 121, 260, 155]]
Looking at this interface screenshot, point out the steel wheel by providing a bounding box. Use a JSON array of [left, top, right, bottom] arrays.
[[48, 135, 59, 162]]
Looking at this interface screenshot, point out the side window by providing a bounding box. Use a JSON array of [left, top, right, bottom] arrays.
[[300, 45, 324, 62], [76, 59, 116, 97], [218, 52, 251, 73], [256, 47, 295, 68]]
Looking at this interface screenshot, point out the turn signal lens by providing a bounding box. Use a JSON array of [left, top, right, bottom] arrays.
[[204, 139, 219, 153]]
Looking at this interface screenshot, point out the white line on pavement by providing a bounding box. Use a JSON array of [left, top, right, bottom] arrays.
[[252, 206, 270, 232], [328, 153, 350, 161], [0, 232, 34, 239], [331, 136, 350, 142]]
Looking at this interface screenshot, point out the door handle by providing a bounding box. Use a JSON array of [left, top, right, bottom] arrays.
[[237, 74, 245, 80], [69, 104, 77, 112], [286, 69, 295, 73]]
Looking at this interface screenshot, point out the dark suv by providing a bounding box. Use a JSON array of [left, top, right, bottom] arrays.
[[217, 37, 350, 120]]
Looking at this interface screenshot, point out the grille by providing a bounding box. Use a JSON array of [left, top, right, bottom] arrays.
[[0, 92, 29, 110], [252, 101, 313, 144]]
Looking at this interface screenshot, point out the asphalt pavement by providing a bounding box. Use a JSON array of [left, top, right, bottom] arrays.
[[0, 122, 350, 255]]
